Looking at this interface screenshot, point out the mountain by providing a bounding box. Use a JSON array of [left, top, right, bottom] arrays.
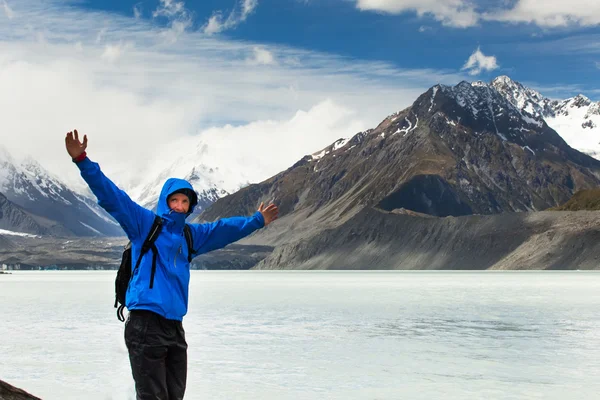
[[199, 78, 600, 221], [492, 76, 600, 158], [127, 161, 231, 217], [0, 191, 71, 236], [130, 77, 600, 218], [195, 77, 600, 269], [0, 149, 122, 237]]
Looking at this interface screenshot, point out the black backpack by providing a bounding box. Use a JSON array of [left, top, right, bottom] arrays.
[[114, 215, 196, 321]]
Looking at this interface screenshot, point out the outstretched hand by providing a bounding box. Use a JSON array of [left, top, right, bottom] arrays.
[[258, 202, 279, 226], [65, 129, 87, 159]]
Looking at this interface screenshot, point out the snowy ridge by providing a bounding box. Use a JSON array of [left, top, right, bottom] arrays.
[[0, 151, 72, 205], [310, 132, 367, 162], [426, 76, 600, 159], [432, 79, 543, 146], [492, 76, 600, 159]]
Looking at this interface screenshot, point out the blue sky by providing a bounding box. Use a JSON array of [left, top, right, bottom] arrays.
[[78, 0, 600, 96], [0, 0, 599, 187]]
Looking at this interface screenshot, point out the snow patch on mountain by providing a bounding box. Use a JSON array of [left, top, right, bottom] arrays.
[[80, 222, 102, 235], [0, 228, 40, 238]]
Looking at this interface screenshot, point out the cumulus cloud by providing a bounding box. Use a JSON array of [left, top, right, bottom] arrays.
[[355, 0, 479, 28], [355, 0, 600, 29], [132, 100, 365, 197], [485, 0, 600, 28], [461, 47, 499, 75], [202, 0, 259, 35]]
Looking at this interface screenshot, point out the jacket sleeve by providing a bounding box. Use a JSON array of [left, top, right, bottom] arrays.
[[75, 157, 154, 240], [190, 211, 265, 255]]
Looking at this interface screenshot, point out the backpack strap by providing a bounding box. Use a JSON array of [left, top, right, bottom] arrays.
[[131, 215, 163, 280], [116, 216, 163, 322], [183, 224, 195, 263]]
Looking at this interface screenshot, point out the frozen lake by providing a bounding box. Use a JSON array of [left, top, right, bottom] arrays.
[[1, 270, 599, 399]]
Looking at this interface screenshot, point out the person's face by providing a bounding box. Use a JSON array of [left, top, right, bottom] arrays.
[[168, 193, 190, 213]]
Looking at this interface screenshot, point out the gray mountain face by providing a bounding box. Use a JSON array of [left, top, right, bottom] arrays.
[[0, 152, 122, 237], [0, 191, 70, 237]]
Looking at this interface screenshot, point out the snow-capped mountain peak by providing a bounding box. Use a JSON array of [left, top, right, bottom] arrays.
[[434, 78, 545, 135], [489, 77, 600, 158], [491, 75, 553, 118]]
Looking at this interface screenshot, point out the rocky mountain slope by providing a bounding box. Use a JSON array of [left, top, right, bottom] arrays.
[[0, 192, 71, 236], [0, 379, 41, 400], [254, 208, 600, 270], [0, 149, 122, 236]]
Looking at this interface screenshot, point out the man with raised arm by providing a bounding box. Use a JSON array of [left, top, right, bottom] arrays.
[[65, 129, 278, 400]]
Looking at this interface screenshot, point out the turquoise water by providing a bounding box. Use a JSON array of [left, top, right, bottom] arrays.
[[1, 271, 599, 399]]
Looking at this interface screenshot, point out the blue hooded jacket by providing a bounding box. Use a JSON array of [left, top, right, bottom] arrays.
[[76, 157, 265, 320]]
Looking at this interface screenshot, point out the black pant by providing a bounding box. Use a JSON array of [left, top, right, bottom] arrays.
[[125, 310, 188, 400]]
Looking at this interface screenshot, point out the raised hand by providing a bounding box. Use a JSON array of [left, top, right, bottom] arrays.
[[65, 129, 88, 159], [258, 202, 279, 226]]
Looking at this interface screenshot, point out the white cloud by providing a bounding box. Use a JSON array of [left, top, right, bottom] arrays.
[[242, 0, 258, 19], [152, 0, 187, 19], [2, 1, 14, 19], [355, 0, 600, 29], [203, 14, 224, 35], [0, 0, 466, 191], [355, 0, 479, 28], [132, 100, 366, 197], [461, 47, 499, 75], [133, 4, 142, 20], [202, 0, 259, 35], [418, 25, 431, 32], [153, 0, 192, 43], [485, 0, 600, 28], [596, 61, 600, 70], [247, 47, 276, 65], [101, 43, 133, 63]]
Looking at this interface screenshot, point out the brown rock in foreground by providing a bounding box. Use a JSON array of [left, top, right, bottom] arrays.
[[0, 379, 41, 400]]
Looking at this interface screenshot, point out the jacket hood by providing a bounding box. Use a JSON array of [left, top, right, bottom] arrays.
[[157, 178, 198, 218]]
